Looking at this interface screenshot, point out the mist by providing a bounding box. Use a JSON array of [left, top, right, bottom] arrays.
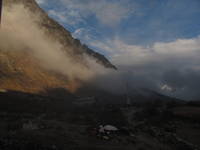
[[1, 2, 198, 101], [0, 3, 106, 86]]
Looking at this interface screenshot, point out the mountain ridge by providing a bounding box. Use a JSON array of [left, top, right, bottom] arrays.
[[4, 0, 117, 69], [0, 0, 116, 93]]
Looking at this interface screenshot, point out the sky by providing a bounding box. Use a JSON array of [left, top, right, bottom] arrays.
[[36, 0, 200, 100]]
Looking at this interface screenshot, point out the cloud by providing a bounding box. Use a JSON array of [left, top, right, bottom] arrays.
[[89, 36, 200, 100], [48, 0, 134, 27], [0, 3, 104, 87], [72, 28, 91, 41], [35, 0, 47, 5], [48, 10, 67, 24], [47, 9, 85, 26]]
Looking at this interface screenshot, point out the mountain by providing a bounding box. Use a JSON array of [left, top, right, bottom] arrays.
[[9, 0, 116, 69], [0, 0, 116, 93]]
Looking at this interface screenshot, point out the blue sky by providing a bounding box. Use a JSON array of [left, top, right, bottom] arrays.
[[37, 0, 200, 46], [36, 0, 200, 100]]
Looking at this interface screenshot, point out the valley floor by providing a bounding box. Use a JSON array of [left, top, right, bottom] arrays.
[[0, 91, 200, 150]]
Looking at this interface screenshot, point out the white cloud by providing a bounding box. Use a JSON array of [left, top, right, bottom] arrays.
[[161, 84, 174, 92], [88, 36, 200, 99], [47, 9, 85, 25], [35, 0, 47, 5], [0, 3, 105, 91], [58, 0, 134, 27], [72, 28, 91, 41], [48, 10, 67, 24], [90, 36, 200, 67]]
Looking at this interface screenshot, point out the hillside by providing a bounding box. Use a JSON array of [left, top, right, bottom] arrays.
[[0, 0, 116, 93]]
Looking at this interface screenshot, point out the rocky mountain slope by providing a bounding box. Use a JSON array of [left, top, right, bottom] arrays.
[[0, 0, 116, 93], [6, 0, 116, 69]]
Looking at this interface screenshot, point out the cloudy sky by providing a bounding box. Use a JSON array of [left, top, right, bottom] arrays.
[[36, 0, 200, 100]]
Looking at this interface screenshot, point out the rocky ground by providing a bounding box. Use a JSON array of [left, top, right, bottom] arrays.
[[0, 90, 200, 150]]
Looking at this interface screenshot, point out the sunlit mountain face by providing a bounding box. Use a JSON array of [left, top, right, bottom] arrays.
[[36, 0, 200, 100], [0, 0, 117, 94]]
